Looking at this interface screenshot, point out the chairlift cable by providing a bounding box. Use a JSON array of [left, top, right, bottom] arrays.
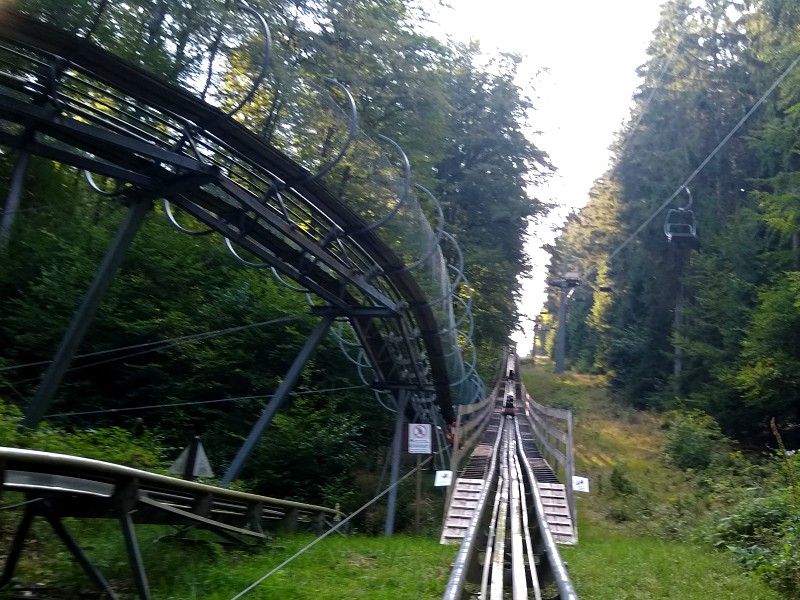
[[0, 313, 308, 374], [591, 50, 800, 277], [228, 456, 432, 600], [616, 29, 688, 161], [43, 385, 368, 418]]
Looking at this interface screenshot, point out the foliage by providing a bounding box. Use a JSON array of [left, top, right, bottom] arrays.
[[709, 488, 800, 596], [524, 363, 798, 597], [662, 409, 727, 471], [0, 397, 165, 469], [541, 0, 800, 446]]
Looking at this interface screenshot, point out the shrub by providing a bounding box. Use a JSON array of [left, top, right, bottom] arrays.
[[663, 409, 726, 471], [711, 489, 800, 596], [0, 397, 165, 469]]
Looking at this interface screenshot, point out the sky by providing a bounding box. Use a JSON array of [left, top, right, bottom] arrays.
[[425, 0, 667, 354]]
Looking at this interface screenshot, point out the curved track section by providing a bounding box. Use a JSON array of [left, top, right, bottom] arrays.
[[0, 7, 484, 420], [441, 352, 578, 600]]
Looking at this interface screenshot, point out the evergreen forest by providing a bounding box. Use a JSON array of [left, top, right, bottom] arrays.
[[545, 0, 800, 449]]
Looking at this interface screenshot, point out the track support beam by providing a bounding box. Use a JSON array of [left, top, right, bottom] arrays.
[[222, 314, 335, 485]]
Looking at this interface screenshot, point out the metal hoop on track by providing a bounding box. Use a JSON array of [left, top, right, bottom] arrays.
[[448, 351, 480, 390], [437, 284, 474, 335], [270, 266, 312, 294], [221, 1, 273, 120], [331, 320, 363, 349], [302, 79, 358, 185], [373, 388, 397, 413], [440, 230, 465, 280], [339, 335, 374, 369], [389, 183, 445, 274], [441, 328, 477, 360], [347, 135, 411, 236], [163, 199, 215, 235], [417, 262, 468, 310], [83, 170, 126, 197], [224, 236, 270, 268]]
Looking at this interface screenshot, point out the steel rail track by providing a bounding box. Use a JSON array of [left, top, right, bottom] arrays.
[[0, 8, 469, 416], [442, 352, 578, 599], [0, 447, 341, 532]]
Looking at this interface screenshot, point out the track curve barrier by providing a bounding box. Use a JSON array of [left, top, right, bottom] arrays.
[[0, 3, 484, 425]]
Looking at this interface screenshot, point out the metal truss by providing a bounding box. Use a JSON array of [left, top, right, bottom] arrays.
[[0, 8, 484, 433]]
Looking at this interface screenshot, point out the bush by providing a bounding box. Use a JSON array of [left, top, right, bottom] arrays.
[[663, 409, 726, 471], [711, 489, 800, 596], [0, 397, 165, 469]]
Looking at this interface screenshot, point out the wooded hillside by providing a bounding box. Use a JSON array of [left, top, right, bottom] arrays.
[[545, 0, 800, 444]]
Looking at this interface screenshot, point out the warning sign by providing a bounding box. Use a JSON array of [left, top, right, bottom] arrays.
[[408, 423, 432, 454], [434, 470, 453, 487], [572, 476, 590, 493]]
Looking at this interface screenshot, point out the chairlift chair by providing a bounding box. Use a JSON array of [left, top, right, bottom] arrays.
[[663, 187, 697, 242], [663, 208, 697, 241]]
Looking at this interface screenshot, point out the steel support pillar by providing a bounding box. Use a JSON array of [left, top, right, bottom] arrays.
[[0, 503, 35, 587], [222, 314, 335, 486], [119, 510, 150, 600], [22, 198, 151, 428], [554, 285, 568, 374], [0, 151, 31, 250], [384, 389, 409, 536]]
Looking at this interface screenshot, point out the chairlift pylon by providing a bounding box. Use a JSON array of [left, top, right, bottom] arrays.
[[664, 187, 697, 242]]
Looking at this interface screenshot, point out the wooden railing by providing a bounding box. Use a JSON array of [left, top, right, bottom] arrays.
[[521, 393, 576, 529], [449, 381, 499, 469]]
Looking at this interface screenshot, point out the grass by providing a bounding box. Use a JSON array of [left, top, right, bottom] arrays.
[[1, 363, 785, 599], [560, 521, 781, 600], [521, 359, 782, 600], [0, 516, 456, 599]]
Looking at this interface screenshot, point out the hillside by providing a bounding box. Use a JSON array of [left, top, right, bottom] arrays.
[[522, 359, 795, 599]]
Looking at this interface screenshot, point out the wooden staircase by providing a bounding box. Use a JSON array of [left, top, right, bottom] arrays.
[[537, 481, 576, 545], [440, 478, 485, 544]]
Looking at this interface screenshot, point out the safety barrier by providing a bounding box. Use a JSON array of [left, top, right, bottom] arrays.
[[522, 391, 576, 532]]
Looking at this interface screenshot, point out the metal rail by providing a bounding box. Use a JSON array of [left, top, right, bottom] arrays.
[[0, 447, 342, 599], [0, 8, 485, 429], [442, 351, 578, 599]]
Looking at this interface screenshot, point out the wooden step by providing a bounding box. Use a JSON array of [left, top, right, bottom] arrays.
[[440, 479, 485, 545], [534, 482, 576, 545]]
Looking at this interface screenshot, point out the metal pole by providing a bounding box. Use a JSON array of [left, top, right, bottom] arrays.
[[415, 453, 421, 534], [222, 315, 335, 486], [23, 199, 151, 428], [554, 285, 568, 374], [0, 152, 31, 250], [384, 389, 408, 536]]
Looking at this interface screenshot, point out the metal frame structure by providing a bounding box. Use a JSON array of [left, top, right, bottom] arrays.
[[0, 447, 342, 599], [0, 7, 485, 444]]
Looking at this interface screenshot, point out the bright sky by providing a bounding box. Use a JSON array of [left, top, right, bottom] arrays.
[[426, 0, 666, 354]]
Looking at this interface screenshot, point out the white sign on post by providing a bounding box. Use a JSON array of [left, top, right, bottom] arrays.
[[408, 423, 432, 454], [434, 470, 453, 487], [572, 475, 590, 493]]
